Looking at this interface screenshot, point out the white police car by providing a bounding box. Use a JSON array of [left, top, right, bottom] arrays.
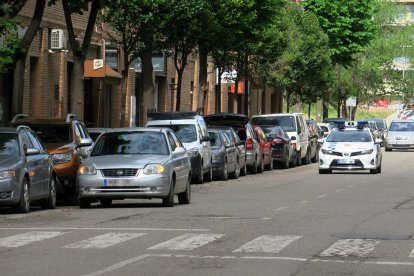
[[318, 122, 382, 174]]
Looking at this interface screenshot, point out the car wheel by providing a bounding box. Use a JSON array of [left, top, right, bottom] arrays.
[[296, 151, 302, 166], [250, 156, 258, 174], [258, 155, 264, 173], [282, 155, 290, 169], [370, 168, 378, 174], [16, 178, 30, 213], [79, 198, 91, 208], [240, 159, 247, 176], [178, 176, 191, 204], [204, 162, 213, 182], [268, 157, 274, 171], [377, 164, 382, 174], [40, 176, 57, 209], [319, 169, 331, 174], [162, 178, 175, 207], [100, 199, 112, 207], [311, 147, 318, 163], [303, 149, 310, 165], [230, 160, 240, 179], [194, 162, 204, 184], [289, 151, 296, 167], [385, 146, 391, 152], [221, 162, 229, 180]]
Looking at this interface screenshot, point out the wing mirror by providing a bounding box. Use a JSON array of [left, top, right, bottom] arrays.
[[375, 139, 383, 144], [25, 148, 40, 156], [317, 138, 325, 144], [226, 143, 235, 148], [201, 136, 210, 142], [290, 136, 296, 141], [79, 137, 93, 147], [78, 147, 90, 159], [173, 147, 186, 156]]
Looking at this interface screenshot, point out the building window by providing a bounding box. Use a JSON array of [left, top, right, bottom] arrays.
[[105, 48, 118, 69]]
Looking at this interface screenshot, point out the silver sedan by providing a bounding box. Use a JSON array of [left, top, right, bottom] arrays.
[[77, 127, 191, 208], [385, 120, 414, 151]]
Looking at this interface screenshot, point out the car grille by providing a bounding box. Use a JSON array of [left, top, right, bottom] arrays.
[[329, 151, 343, 156], [101, 169, 139, 177]]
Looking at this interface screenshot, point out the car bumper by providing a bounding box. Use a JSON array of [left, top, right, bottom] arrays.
[[385, 142, 414, 149], [245, 150, 256, 166], [212, 161, 226, 176], [271, 148, 287, 162], [77, 174, 171, 199], [319, 152, 378, 170], [0, 178, 20, 205]]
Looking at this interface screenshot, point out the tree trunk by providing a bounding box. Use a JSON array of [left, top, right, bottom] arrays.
[[69, 57, 85, 119], [198, 44, 208, 112], [336, 63, 342, 118], [120, 53, 129, 127], [140, 48, 154, 126], [217, 67, 224, 113], [308, 102, 311, 119], [286, 91, 291, 113], [175, 68, 184, 111], [322, 99, 329, 121], [243, 54, 249, 116]]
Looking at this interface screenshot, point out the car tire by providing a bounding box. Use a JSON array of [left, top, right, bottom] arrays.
[[194, 161, 204, 184], [370, 168, 378, 174], [220, 162, 228, 180], [296, 151, 302, 166], [204, 162, 213, 182], [258, 155, 264, 173], [230, 160, 240, 179], [162, 178, 175, 207], [319, 169, 331, 174], [385, 146, 391, 152], [303, 149, 310, 165], [250, 156, 258, 174], [377, 164, 382, 174], [40, 176, 57, 209], [79, 198, 91, 208], [16, 178, 30, 213], [311, 147, 318, 163], [240, 160, 247, 176], [289, 152, 296, 168], [266, 156, 273, 171], [100, 199, 112, 207], [178, 176, 191, 204]]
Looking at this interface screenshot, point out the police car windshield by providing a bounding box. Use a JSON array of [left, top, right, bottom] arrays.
[[326, 130, 372, 143]]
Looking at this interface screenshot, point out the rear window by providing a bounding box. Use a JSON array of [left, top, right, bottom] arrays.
[[208, 131, 222, 148], [153, 124, 197, 143], [28, 124, 72, 143], [390, 122, 414, 131], [250, 116, 296, 132]]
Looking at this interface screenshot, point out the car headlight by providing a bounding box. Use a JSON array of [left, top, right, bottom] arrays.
[[143, 164, 165, 175], [0, 170, 15, 179], [52, 152, 72, 164], [360, 149, 374, 155], [78, 164, 97, 175], [187, 147, 199, 158], [321, 149, 333, 155]]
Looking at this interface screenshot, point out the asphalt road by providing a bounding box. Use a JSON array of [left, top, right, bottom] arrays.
[[1, 145, 414, 276]]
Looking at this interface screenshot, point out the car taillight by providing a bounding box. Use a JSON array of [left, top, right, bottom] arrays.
[[272, 138, 284, 144], [246, 138, 254, 150]]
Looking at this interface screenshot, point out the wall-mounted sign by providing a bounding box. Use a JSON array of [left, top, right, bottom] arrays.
[[93, 59, 104, 70]]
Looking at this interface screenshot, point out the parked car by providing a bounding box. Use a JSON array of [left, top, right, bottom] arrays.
[[77, 127, 191, 208], [385, 120, 414, 151], [146, 112, 212, 184], [11, 113, 93, 203], [306, 119, 324, 163], [208, 129, 239, 180], [317, 123, 334, 137], [253, 126, 273, 170], [0, 126, 56, 213], [369, 118, 388, 140], [88, 128, 109, 142], [208, 126, 247, 176], [250, 113, 311, 166], [204, 113, 264, 174], [260, 125, 295, 169]]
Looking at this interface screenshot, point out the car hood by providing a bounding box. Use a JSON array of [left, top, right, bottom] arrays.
[[322, 142, 373, 152], [0, 156, 21, 169], [86, 154, 169, 169], [388, 131, 414, 138], [44, 143, 75, 153], [204, 114, 248, 127]]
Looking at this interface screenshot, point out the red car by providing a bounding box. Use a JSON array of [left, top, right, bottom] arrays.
[[253, 126, 273, 170]]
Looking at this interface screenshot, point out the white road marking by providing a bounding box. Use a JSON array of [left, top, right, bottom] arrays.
[[275, 207, 288, 211], [148, 233, 224, 251], [320, 239, 379, 257], [64, 233, 145, 249], [335, 189, 344, 192], [0, 227, 209, 232], [233, 235, 301, 253], [409, 248, 414, 258], [0, 231, 63, 247], [298, 200, 308, 204], [84, 254, 154, 276], [242, 256, 308, 262], [318, 194, 327, 198], [347, 185, 355, 188]]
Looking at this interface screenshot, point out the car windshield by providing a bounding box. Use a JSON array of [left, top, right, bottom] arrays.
[[156, 124, 197, 143], [326, 130, 372, 142], [389, 122, 414, 131], [89, 132, 102, 142], [91, 131, 169, 156], [208, 131, 222, 148], [0, 133, 20, 157], [374, 120, 385, 129], [261, 126, 284, 137], [250, 116, 296, 132], [320, 126, 329, 132], [29, 125, 72, 143]]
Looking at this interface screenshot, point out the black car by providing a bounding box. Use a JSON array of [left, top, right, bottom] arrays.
[[260, 125, 295, 169], [208, 129, 238, 180]]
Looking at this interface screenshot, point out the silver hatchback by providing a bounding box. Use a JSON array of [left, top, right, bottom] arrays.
[[77, 127, 191, 208]]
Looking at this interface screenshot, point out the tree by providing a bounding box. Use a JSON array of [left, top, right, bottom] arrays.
[[61, 0, 103, 119], [303, 0, 377, 117]]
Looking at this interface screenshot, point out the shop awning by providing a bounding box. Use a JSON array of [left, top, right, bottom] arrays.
[[84, 59, 122, 79]]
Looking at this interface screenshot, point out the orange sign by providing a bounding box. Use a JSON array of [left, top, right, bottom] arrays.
[[229, 82, 244, 94]]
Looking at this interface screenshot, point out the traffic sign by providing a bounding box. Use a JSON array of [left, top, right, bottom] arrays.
[[346, 97, 356, 107]]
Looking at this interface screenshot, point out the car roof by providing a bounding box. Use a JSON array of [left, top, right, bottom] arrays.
[[87, 128, 110, 132], [13, 117, 70, 125], [103, 127, 166, 133], [391, 119, 414, 123], [251, 113, 298, 117], [0, 127, 18, 133]]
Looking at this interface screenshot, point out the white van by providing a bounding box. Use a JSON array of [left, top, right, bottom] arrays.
[[146, 112, 212, 184], [250, 113, 310, 166]]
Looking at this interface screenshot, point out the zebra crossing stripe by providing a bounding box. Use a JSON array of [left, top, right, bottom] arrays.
[[319, 239, 379, 257], [409, 248, 414, 258], [0, 231, 63, 248], [233, 235, 302, 253], [148, 233, 224, 251], [64, 233, 146, 249]]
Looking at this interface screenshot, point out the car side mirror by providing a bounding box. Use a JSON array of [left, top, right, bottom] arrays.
[[237, 141, 244, 146], [78, 147, 90, 159], [25, 148, 40, 156], [375, 139, 383, 144], [317, 138, 324, 144], [226, 143, 235, 148], [290, 136, 296, 141], [173, 147, 186, 156], [201, 136, 210, 142], [79, 138, 93, 147]]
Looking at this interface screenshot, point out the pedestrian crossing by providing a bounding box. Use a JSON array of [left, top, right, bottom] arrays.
[[0, 231, 413, 260]]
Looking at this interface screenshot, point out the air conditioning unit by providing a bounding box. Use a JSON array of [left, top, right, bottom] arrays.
[[50, 29, 65, 50]]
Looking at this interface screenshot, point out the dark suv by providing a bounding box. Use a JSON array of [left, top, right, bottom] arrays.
[[11, 114, 93, 202]]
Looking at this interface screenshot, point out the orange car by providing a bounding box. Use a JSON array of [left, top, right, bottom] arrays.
[[12, 114, 93, 202]]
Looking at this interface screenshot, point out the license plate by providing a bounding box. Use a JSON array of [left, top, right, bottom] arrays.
[[396, 141, 407, 144], [337, 159, 355, 165], [104, 179, 134, 186]]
